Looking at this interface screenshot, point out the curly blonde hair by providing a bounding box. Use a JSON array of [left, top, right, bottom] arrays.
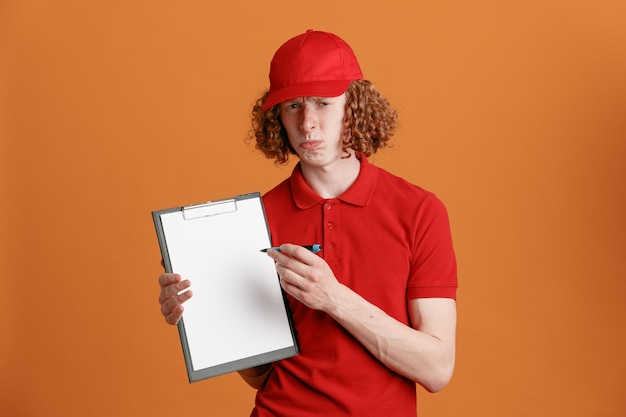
[[247, 80, 398, 165]]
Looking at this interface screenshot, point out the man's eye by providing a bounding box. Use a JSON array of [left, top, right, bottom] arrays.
[[287, 103, 299, 109]]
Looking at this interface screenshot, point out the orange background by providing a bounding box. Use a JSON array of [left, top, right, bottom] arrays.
[[2, 1, 625, 416]]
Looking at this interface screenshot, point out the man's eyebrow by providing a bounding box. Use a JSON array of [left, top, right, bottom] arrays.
[[309, 96, 337, 101]]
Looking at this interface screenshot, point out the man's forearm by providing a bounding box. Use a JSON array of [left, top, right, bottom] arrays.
[[237, 363, 273, 389]]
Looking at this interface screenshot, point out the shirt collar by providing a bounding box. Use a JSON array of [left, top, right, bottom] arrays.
[[290, 157, 378, 209]]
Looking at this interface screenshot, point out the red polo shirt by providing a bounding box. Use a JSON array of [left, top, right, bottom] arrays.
[[252, 157, 457, 417]]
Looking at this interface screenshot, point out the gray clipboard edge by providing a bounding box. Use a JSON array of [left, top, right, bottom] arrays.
[[186, 345, 298, 383]]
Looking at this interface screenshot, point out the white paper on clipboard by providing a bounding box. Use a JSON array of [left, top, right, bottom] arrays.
[[152, 192, 298, 382]]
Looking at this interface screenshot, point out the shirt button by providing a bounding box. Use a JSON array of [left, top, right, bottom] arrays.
[[327, 222, 333, 229], [325, 203, 332, 210]]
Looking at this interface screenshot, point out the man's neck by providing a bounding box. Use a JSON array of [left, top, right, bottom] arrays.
[[299, 154, 361, 199]]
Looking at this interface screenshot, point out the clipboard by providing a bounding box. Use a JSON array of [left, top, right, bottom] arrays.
[[152, 192, 299, 382]]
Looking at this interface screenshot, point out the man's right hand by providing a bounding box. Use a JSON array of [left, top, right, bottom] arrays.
[[158, 273, 193, 325]]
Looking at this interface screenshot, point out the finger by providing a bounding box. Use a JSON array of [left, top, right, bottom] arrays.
[[165, 305, 184, 325], [276, 263, 308, 292], [279, 274, 307, 305], [160, 289, 193, 319], [158, 279, 191, 304], [158, 280, 191, 305], [274, 244, 318, 264], [272, 252, 311, 280], [161, 295, 182, 318], [158, 273, 181, 288], [266, 249, 302, 276]]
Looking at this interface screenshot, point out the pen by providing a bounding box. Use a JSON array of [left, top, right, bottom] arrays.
[[260, 244, 322, 254]]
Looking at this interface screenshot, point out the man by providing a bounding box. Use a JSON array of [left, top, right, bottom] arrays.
[[158, 29, 458, 416]]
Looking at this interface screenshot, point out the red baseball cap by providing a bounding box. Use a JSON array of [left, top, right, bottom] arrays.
[[262, 30, 363, 111]]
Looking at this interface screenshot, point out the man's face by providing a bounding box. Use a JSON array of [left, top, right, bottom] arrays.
[[278, 93, 347, 168]]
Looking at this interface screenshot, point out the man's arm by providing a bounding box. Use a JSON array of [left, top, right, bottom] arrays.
[[328, 293, 456, 392], [267, 244, 457, 393], [237, 364, 273, 389]]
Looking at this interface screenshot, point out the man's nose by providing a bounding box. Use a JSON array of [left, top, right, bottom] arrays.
[[299, 107, 316, 132]]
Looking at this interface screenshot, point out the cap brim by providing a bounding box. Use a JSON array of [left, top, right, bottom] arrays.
[[262, 79, 353, 111]]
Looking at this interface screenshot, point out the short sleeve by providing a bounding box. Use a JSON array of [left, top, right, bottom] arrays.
[[407, 195, 458, 300]]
